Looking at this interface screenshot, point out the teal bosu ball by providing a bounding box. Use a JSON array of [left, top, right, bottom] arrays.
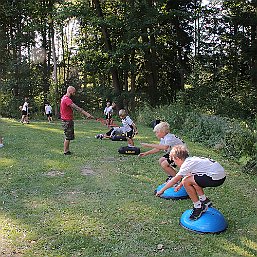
[[180, 207, 228, 234], [155, 183, 189, 200]]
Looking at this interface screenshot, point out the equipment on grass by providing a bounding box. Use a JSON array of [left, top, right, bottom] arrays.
[[111, 135, 127, 141], [179, 207, 228, 234], [155, 183, 189, 200], [118, 146, 140, 155]]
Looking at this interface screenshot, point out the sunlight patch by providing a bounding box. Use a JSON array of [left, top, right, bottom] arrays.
[[0, 158, 15, 167]]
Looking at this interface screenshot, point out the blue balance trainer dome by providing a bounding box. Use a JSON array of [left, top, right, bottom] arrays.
[[155, 183, 189, 200], [180, 207, 228, 234]]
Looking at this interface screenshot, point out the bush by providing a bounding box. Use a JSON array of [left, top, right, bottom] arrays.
[[138, 104, 256, 161], [137, 103, 189, 132]]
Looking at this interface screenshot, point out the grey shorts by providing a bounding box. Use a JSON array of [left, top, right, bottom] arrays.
[[62, 120, 74, 140]]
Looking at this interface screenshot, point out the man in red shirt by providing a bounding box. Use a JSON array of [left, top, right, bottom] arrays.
[[60, 86, 94, 155]]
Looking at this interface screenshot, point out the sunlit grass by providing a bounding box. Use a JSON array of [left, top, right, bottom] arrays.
[[0, 118, 256, 256]]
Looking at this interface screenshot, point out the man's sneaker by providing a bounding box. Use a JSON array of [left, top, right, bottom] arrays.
[[201, 198, 212, 208], [189, 204, 206, 220]]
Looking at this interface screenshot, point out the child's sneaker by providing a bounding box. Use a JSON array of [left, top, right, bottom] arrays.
[[189, 204, 206, 220], [95, 134, 103, 139], [201, 197, 212, 208], [165, 176, 173, 182]]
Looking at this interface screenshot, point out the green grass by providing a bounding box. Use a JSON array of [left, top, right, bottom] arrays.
[[0, 118, 256, 257]]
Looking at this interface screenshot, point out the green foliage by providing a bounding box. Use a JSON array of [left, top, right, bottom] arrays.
[[137, 103, 188, 132], [138, 104, 256, 162]]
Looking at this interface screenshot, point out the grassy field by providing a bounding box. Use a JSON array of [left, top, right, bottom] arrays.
[[0, 118, 256, 257]]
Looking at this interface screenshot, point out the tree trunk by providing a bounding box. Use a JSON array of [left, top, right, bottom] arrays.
[[141, 30, 158, 106], [92, 0, 122, 108]]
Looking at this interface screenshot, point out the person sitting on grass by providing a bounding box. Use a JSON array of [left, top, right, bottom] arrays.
[[139, 122, 185, 181], [95, 109, 138, 147], [156, 145, 226, 220]]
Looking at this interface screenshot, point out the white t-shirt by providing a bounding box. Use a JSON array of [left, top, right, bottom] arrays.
[[177, 157, 226, 180], [45, 105, 52, 114], [121, 116, 133, 133], [22, 101, 29, 112], [160, 133, 185, 154], [104, 106, 113, 115]]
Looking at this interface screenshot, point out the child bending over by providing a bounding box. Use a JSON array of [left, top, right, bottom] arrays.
[[139, 122, 185, 180]]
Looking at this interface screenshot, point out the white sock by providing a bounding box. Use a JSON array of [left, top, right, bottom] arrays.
[[193, 201, 201, 209], [199, 195, 206, 201]]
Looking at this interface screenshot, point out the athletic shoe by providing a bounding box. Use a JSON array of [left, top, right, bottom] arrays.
[[95, 134, 104, 139], [0, 144, 4, 148], [189, 204, 206, 220], [165, 176, 173, 182], [201, 198, 212, 208], [64, 151, 72, 155]]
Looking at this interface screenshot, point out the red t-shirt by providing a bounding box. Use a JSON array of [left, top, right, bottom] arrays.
[[60, 95, 74, 120]]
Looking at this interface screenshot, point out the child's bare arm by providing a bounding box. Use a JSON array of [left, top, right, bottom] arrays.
[[138, 147, 160, 157], [141, 143, 168, 151], [156, 175, 183, 196]]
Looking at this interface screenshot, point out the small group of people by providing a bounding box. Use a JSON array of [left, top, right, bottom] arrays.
[[59, 85, 226, 221], [20, 97, 53, 124], [138, 121, 226, 220], [94, 106, 226, 220]]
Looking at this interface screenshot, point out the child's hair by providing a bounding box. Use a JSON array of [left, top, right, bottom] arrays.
[[170, 145, 189, 160], [118, 109, 127, 117], [153, 122, 170, 134]]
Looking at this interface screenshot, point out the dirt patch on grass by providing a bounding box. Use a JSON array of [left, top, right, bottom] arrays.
[[81, 166, 95, 176]]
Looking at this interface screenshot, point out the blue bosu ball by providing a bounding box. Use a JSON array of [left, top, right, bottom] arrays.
[[179, 207, 228, 234], [155, 183, 189, 200]]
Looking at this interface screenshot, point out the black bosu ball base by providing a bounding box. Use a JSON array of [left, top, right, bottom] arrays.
[[118, 146, 140, 155]]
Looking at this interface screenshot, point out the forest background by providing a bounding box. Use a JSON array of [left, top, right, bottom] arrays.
[[0, 0, 256, 170]]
